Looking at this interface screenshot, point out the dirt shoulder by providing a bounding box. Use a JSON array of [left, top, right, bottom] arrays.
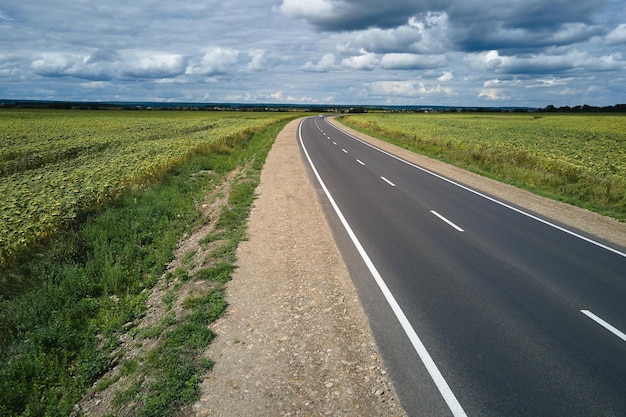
[[189, 116, 625, 417], [190, 119, 407, 416]]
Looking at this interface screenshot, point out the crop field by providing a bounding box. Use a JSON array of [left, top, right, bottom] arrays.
[[0, 110, 298, 416], [0, 110, 294, 265], [341, 113, 626, 221]]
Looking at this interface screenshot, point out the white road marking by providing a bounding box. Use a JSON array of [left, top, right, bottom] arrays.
[[298, 119, 468, 417], [333, 141, 337, 145], [357, 159, 365, 166], [381, 177, 396, 187], [581, 310, 626, 341], [431, 210, 465, 232], [342, 148, 348, 154]]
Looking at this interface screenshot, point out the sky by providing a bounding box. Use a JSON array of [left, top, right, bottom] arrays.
[[1, 0, 625, 107]]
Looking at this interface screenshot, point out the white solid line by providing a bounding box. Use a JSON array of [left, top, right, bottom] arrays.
[[327, 121, 626, 259], [357, 159, 365, 166], [298, 119, 468, 417], [431, 210, 465, 232], [581, 310, 626, 342], [342, 148, 348, 154], [381, 176, 396, 187]]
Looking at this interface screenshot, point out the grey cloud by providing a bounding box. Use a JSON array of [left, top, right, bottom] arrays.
[[280, 0, 611, 52]]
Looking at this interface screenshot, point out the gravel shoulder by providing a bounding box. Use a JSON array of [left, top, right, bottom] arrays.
[[190, 118, 407, 416], [189, 116, 626, 417]]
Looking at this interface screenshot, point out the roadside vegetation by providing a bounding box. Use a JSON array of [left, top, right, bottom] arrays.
[[339, 113, 626, 222], [0, 110, 300, 416]]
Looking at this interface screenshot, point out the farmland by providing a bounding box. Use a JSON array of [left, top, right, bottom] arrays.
[[340, 113, 626, 222], [0, 110, 294, 265], [0, 110, 300, 416]]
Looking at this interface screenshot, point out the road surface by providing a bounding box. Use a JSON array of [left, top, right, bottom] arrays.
[[298, 116, 626, 417]]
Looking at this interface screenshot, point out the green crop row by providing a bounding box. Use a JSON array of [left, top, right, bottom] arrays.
[[341, 113, 626, 221], [0, 110, 293, 265]]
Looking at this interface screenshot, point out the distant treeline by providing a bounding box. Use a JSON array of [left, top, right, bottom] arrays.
[[2, 99, 625, 113], [539, 104, 626, 113]]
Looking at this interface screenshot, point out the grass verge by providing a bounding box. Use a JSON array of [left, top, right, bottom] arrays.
[[0, 117, 297, 416]]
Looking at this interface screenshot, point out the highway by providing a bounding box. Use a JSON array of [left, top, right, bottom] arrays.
[[297, 116, 626, 417]]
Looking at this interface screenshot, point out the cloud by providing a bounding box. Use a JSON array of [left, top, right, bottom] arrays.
[[280, 0, 610, 53], [2, 0, 625, 107], [30, 50, 187, 81], [366, 80, 456, 98], [341, 50, 379, 70], [606, 24, 626, 45], [338, 13, 449, 55], [187, 48, 240, 76], [478, 88, 510, 101], [466, 49, 626, 75], [301, 53, 338, 72], [380, 53, 446, 70]]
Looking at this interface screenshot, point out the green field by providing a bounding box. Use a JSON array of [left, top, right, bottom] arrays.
[[0, 110, 299, 416], [340, 113, 626, 221], [0, 110, 294, 265]]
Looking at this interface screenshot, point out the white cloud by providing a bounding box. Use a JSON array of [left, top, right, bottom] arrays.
[[478, 88, 510, 100], [301, 53, 337, 72], [278, 0, 335, 21], [438, 71, 453, 82], [247, 50, 267, 71], [380, 53, 446, 70], [341, 50, 379, 70], [367, 80, 455, 97], [188, 48, 240, 75], [606, 24, 626, 45]]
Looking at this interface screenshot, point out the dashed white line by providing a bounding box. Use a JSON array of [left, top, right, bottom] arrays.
[[357, 159, 365, 166], [431, 210, 464, 232], [333, 141, 337, 146], [342, 149, 348, 154], [381, 176, 396, 187], [581, 310, 626, 341]]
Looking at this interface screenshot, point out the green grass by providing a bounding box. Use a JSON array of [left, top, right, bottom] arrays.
[[339, 113, 626, 221], [0, 114, 300, 416]]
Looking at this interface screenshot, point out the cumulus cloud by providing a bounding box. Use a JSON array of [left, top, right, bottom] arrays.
[[30, 50, 187, 81], [341, 50, 379, 70], [2, 0, 625, 106], [466, 49, 626, 75], [280, 0, 609, 53], [380, 53, 446, 70], [302, 53, 338, 72], [367, 80, 455, 98], [606, 24, 626, 45], [187, 48, 240, 75]]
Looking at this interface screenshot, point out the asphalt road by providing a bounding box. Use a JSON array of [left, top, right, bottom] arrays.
[[297, 116, 626, 417]]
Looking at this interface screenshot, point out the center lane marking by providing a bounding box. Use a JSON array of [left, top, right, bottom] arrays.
[[431, 210, 465, 232], [357, 159, 365, 166], [381, 176, 396, 187], [342, 148, 348, 154], [581, 310, 626, 341]]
